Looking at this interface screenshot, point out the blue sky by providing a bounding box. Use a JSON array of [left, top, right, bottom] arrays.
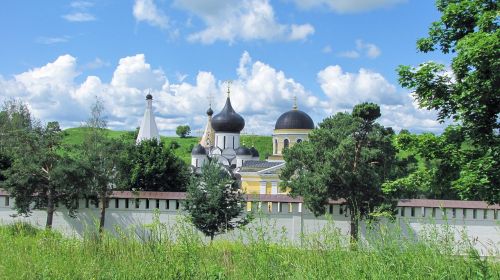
[[0, 0, 451, 135]]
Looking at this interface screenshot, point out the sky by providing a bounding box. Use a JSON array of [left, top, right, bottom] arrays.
[[0, 0, 452, 136]]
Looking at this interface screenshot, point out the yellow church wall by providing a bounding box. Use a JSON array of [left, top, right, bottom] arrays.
[[272, 129, 311, 156]]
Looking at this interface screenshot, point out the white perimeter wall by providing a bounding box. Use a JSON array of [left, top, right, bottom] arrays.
[[0, 196, 498, 256]]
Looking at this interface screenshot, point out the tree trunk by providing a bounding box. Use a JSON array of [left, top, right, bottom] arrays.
[[349, 207, 359, 247], [46, 189, 55, 230], [99, 195, 106, 233]]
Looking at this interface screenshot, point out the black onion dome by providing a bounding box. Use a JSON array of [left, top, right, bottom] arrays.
[[191, 144, 206, 155], [206, 107, 214, 116], [236, 146, 252, 156], [275, 109, 314, 130], [146, 93, 153, 100], [211, 97, 245, 133], [250, 147, 259, 157]]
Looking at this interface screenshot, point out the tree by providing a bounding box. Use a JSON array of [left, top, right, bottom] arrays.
[[81, 99, 125, 232], [122, 139, 189, 192], [280, 103, 398, 243], [397, 0, 499, 145], [184, 159, 251, 241], [2, 121, 88, 229], [176, 125, 191, 138]]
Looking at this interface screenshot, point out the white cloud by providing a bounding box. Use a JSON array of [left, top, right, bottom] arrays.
[[338, 39, 381, 59], [293, 0, 406, 13], [356, 39, 381, 58], [133, 0, 169, 29], [70, 1, 94, 9], [35, 36, 70, 45], [62, 12, 96, 22], [317, 65, 444, 132], [0, 52, 445, 136], [175, 0, 314, 44], [338, 50, 360, 58], [289, 24, 315, 41], [322, 45, 332, 53], [110, 54, 166, 90]]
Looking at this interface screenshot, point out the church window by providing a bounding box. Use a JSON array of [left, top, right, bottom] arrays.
[[297, 139, 302, 143], [284, 139, 289, 149], [274, 139, 278, 154], [223, 136, 226, 148], [195, 159, 198, 167]]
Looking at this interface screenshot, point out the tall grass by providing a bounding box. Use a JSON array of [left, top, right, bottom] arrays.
[[0, 217, 498, 280]]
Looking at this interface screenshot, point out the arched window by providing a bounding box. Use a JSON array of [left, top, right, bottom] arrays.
[[284, 139, 289, 149], [297, 139, 302, 143], [274, 139, 278, 154]]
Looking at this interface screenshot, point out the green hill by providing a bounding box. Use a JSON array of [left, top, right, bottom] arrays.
[[62, 128, 273, 164]]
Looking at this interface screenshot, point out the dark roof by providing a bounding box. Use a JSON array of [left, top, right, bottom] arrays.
[[211, 97, 245, 133], [250, 147, 259, 157], [191, 144, 206, 155], [239, 160, 282, 172], [236, 146, 252, 156], [275, 109, 314, 130], [1, 189, 498, 209], [146, 93, 153, 100], [206, 107, 214, 116]]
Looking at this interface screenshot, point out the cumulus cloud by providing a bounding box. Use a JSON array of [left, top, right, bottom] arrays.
[[317, 64, 444, 132], [293, 0, 406, 13], [175, 0, 314, 44], [0, 52, 444, 135], [133, 0, 169, 29]]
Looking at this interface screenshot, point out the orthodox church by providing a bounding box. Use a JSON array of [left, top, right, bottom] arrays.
[[136, 88, 315, 195]]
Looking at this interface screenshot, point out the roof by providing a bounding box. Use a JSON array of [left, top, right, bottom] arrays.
[[239, 160, 282, 172], [191, 144, 207, 155], [275, 109, 314, 130], [211, 97, 245, 133], [236, 146, 252, 156], [0, 189, 498, 209]]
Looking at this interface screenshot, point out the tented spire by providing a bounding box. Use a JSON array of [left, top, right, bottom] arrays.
[[136, 93, 160, 144]]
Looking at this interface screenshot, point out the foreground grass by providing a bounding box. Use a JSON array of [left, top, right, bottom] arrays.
[[0, 220, 498, 280]]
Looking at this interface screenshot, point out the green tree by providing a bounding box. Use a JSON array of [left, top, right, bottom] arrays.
[[386, 126, 499, 204], [81, 99, 125, 232], [397, 0, 499, 144], [184, 159, 251, 241], [176, 125, 191, 138], [280, 103, 398, 242], [123, 139, 189, 192], [1, 122, 88, 229]]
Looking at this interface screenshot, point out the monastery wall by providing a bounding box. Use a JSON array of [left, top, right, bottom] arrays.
[[0, 191, 498, 256]]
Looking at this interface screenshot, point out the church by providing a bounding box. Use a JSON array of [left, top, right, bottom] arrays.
[[136, 87, 314, 195]]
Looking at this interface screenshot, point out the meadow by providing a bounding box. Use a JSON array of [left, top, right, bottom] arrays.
[[62, 127, 273, 164], [0, 217, 498, 280]]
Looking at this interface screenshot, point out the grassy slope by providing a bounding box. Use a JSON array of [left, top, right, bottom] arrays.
[[62, 127, 273, 164]]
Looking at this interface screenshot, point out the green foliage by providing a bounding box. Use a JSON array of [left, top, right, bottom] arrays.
[[122, 139, 190, 192], [1, 121, 89, 228], [390, 126, 499, 204], [398, 0, 499, 144], [280, 103, 400, 241], [169, 140, 180, 150], [80, 99, 127, 231], [176, 125, 191, 138], [185, 159, 251, 240]]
